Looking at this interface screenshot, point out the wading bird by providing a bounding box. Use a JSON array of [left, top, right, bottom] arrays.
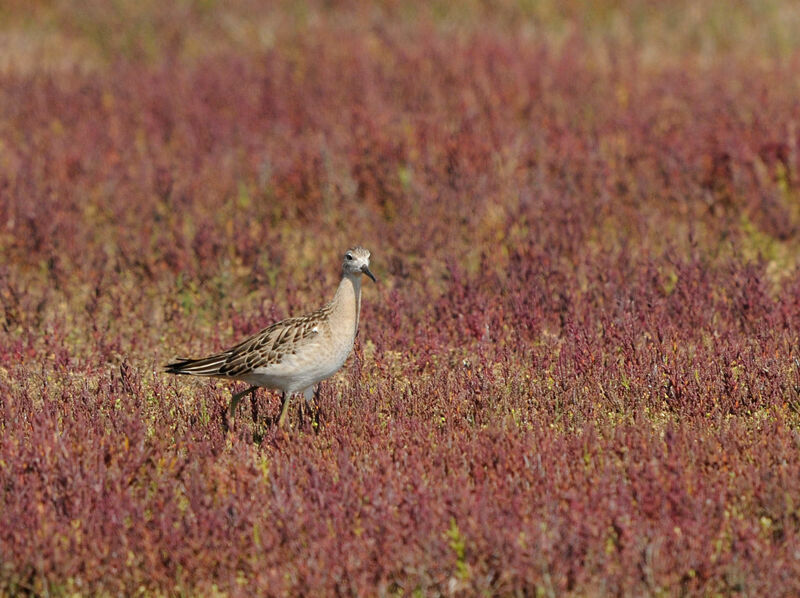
[[165, 246, 376, 427]]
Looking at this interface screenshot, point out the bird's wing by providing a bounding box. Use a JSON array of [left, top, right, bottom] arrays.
[[218, 307, 330, 377], [165, 304, 332, 379]]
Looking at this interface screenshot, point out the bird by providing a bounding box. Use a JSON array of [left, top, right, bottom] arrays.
[[164, 246, 376, 428]]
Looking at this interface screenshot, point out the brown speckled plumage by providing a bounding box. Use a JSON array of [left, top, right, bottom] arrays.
[[166, 304, 334, 378]]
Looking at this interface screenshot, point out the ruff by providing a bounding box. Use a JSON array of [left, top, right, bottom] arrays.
[[165, 246, 375, 427]]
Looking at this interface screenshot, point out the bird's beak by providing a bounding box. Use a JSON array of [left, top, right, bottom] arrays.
[[362, 265, 377, 282]]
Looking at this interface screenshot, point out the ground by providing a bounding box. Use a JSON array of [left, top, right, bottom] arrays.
[[2, 1, 800, 595]]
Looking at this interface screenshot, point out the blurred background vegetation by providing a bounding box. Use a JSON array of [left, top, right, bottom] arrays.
[[2, 0, 800, 72]]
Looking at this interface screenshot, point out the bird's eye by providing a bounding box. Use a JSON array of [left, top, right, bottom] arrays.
[[345, 254, 353, 261]]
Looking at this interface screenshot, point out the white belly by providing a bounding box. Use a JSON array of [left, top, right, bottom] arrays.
[[244, 336, 354, 394]]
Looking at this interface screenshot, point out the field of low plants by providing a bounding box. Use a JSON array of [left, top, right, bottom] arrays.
[[3, 1, 800, 595]]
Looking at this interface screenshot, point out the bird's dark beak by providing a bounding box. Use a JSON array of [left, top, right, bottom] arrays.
[[362, 265, 377, 282]]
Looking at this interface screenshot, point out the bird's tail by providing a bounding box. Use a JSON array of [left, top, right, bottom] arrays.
[[164, 353, 228, 377]]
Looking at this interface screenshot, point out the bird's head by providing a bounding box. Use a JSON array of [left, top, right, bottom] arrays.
[[342, 246, 376, 282]]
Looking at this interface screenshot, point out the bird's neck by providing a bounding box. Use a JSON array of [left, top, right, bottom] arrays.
[[332, 273, 362, 333]]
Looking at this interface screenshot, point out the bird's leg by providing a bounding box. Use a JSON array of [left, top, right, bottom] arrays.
[[277, 392, 291, 428], [312, 384, 321, 426], [229, 385, 258, 417], [300, 385, 320, 428], [251, 392, 259, 424]]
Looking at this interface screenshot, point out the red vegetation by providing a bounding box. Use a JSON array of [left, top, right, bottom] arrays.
[[3, 2, 800, 595]]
